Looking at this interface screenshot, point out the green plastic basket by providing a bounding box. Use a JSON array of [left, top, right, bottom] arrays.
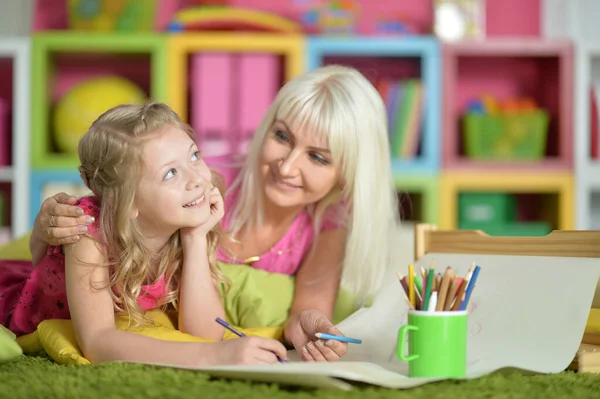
[[463, 111, 549, 160]]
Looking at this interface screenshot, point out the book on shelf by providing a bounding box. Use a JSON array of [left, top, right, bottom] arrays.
[[376, 78, 424, 160]]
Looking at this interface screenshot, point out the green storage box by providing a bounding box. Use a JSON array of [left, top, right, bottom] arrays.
[[459, 221, 552, 237], [463, 111, 549, 160], [458, 193, 516, 226]]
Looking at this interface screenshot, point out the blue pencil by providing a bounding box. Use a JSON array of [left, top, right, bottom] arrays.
[[459, 265, 481, 311], [215, 318, 288, 363], [314, 332, 362, 344]]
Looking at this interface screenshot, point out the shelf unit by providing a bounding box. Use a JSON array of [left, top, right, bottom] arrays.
[[31, 33, 167, 170], [394, 175, 439, 224], [306, 36, 441, 225], [0, 38, 30, 239], [17, 1, 581, 235], [29, 170, 88, 228], [306, 36, 441, 174], [166, 33, 304, 156], [575, 42, 600, 229], [440, 172, 574, 231], [442, 38, 574, 171]]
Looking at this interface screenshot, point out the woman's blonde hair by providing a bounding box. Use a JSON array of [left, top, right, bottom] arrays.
[[227, 65, 400, 304], [78, 101, 227, 325]]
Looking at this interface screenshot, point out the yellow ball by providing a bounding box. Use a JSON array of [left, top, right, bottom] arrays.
[[53, 76, 147, 154]]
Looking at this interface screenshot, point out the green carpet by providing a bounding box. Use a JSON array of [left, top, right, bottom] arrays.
[[2, 354, 600, 399]]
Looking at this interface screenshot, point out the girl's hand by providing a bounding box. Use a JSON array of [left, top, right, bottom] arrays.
[[212, 336, 288, 365], [284, 310, 348, 362], [181, 186, 224, 240], [35, 192, 95, 245]]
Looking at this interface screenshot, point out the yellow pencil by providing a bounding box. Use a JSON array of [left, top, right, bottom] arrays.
[[408, 264, 415, 308]]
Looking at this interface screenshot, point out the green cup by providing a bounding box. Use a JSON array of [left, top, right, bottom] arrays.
[[397, 310, 468, 378]]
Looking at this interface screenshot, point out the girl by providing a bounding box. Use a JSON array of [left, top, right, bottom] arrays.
[[0, 102, 288, 365], [29, 65, 401, 362]]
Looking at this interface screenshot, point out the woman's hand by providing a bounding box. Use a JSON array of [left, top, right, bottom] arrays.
[[35, 192, 95, 245], [284, 310, 348, 362], [180, 186, 224, 242]]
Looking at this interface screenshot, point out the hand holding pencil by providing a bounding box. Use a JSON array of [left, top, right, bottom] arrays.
[[398, 263, 481, 312], [284, 309, 350, 362]]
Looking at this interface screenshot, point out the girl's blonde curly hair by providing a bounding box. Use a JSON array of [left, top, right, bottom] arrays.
[[77, 101, 228, 326]]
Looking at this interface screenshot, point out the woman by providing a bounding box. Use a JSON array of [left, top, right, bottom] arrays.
[[29, 65, 401, 362]]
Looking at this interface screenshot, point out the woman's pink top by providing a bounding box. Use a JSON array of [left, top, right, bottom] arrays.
[[207, 154, 345, 275], [0, 197, 167, 336]]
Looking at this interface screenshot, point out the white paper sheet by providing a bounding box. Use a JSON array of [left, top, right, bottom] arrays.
[[143, 253, 600, 390]]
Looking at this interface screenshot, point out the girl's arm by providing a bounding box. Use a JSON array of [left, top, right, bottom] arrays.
[[178, 234, 226, 340], [64, 236, 220, 366]]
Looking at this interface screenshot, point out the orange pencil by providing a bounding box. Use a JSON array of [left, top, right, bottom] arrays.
[[436, 267, 453, 311], [434, 274, 442, 292], [444, 276, 462, 310]]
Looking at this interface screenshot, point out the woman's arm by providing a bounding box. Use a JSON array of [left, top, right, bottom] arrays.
[[178, 235, 226, 340], [64, 236, 220, 366], [283, 228, 349, 361], [31, 193, 93, 265], [289, 228, 346, 319]]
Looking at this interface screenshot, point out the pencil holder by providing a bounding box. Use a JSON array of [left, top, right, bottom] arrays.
[[397, 310, 468, 378]]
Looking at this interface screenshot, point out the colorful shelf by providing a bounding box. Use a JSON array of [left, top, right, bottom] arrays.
[[20, 31, 581, 234], [442, 38, 574, 171], [394, 175, 439, 224], [440, 172, 574, 231], [306, 36, 441, 175], [31, 32, 167, 170], [29, 170, 88, 228], [166, 32, 304, 156]]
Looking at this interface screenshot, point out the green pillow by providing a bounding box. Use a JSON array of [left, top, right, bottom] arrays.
[[0, 232, 31, 260], [0, 324, 22, 364], [218, 262, 368, 328]]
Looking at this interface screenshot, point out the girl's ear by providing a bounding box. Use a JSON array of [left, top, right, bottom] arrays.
[[130, 207, 139, 219]]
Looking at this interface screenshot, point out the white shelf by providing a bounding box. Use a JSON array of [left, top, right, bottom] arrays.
[[0, 166, 13, 182], [0, 38, 30, 237], [575, 39, 600, 229]]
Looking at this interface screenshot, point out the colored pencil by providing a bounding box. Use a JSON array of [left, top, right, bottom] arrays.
[[444, 276, 461, 310], [459, 265, 481, 311], [397, 273, 414, 310], [401, 263, 480, 312], [408, 264, 415, 309], [315, 333, 363, 344], [451, 269, 473, 311], [422, 267, 435, 310], [436, 267, 453, 311]]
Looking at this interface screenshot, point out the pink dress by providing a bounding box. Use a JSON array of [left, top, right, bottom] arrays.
[[207, 154, 346, 275], [0, 197, 167, 337]]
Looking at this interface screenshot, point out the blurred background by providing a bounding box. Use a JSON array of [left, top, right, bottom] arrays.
[[0, 0, 597, 245]]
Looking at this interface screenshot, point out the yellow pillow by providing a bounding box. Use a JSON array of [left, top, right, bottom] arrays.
[[16, 309, 283, 366]]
